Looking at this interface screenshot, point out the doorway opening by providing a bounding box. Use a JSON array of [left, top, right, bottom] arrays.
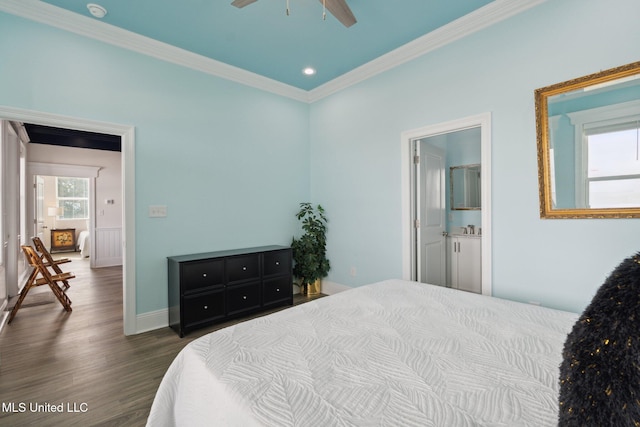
[[36, 175, 90, 257], [401, 113, 492, 296], [31, 172, 99, 268], [0, 106, 136, 335]]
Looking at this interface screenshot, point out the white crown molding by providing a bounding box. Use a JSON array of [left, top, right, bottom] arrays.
[[0, 0, 546, 104], [0, 0, 310, 102], [307, 0, 548, 102]]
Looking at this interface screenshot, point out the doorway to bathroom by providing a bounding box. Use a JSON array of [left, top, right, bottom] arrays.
[[401, 113, 492, 296]]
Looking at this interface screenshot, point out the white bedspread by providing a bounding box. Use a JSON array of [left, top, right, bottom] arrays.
[[78, 230, 90, 258], [147, 279, 578, 427]]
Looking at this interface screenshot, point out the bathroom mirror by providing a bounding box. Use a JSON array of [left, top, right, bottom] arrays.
[[535, 61, 640, 218], [450, 164, 481, 210]]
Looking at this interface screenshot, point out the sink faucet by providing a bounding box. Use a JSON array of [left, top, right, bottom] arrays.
[[468, 225, 475, 235]]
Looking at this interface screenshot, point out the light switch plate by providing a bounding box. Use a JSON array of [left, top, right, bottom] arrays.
[[149, 205, 167, 218]]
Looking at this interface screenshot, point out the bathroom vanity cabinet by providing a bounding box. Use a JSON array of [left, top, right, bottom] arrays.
[[448, 235, 481, 294]]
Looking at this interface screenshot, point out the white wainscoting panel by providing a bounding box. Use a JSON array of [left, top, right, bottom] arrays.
[[95, 227, 122, 267]]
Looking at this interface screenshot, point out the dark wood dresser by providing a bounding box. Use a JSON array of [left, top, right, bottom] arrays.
[[50, 228, 76, 253], [168, 245, 293, 337]]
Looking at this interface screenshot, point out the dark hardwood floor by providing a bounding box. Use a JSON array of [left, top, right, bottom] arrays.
[[0, 254, 323, 426]]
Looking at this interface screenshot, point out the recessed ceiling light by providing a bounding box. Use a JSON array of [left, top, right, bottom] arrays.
[[303, 67, 316, 76], [87, 3, 107, 19]]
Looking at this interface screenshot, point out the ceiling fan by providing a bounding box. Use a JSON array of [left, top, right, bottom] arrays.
[[231, 0, 357, 28]]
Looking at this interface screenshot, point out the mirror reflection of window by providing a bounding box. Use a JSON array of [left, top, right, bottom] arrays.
[[587, 121, 640, 208], [549, 101, 640, 209]]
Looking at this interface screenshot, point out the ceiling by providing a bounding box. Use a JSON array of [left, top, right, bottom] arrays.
[[4, 0, 540, 147], [33, 0, 496, 91], [24, 123, 121, 151]]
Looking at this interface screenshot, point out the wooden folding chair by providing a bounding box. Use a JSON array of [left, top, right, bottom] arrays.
[[8, 245, 74, 323], [32, 236, 72, 290]]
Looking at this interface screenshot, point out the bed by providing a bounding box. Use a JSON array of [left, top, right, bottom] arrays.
[[147, 279, 578, 427], [77, 230, 90, 258]]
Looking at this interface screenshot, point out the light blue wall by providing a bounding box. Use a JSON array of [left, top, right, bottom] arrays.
[[310, 0, 640, 313], [2, 0, 640, 317], [0, 13, 310, 314]]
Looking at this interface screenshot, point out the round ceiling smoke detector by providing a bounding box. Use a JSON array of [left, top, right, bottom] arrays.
[[87, 3, 107, 19]]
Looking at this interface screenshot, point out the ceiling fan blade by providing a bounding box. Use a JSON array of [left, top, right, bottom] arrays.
[[231, 0, 258, 8], [320, 0, 357, 27]]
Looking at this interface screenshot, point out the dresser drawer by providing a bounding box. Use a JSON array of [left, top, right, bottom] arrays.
[[263, 276, 292, 305], [226, 282, 260, 316], [263, 249, 292, 277], [227, 254, 260, 284], [183, 289, 225, 327], [182, 259, 224, 293], [169, 246, 292, 337]]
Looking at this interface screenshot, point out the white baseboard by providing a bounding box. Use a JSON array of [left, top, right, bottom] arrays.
[[94, 258, 123, 268], [136, 308, 168, 334], [292, 280, 351, 296], [320, 280, 351, 295]]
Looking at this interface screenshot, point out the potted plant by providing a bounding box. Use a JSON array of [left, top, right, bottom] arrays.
[[291, 203, 330, 295]]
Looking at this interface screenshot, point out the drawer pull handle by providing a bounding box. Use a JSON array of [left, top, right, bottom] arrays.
[[203, 273, 207, 277], [243, 296, 247, 300], [242, 266, 247, 271], [276, 288, 280, 292], [275, 261, 280, 265], [204, 305, 208, 310]]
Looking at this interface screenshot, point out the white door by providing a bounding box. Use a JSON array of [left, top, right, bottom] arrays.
[[3, 122, 21, 297], [416, 141, 446, 286], [35, 175, 45, 243], [0, 122, 5, 302]]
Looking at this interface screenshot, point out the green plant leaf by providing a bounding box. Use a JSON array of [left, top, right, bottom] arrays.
[[292, 203, 330, 284]]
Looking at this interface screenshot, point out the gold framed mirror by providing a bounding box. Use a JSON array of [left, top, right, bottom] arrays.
[[535, 61, 640, 218]]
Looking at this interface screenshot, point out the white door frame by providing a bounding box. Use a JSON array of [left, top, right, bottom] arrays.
[[401, 112, 492, 296], [0, 106, 137, 335]]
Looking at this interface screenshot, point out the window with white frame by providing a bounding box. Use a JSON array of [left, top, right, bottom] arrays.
[[567, 100, 640, 209], [586, 121, 640, 208], [56, 177, 90, 220]]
